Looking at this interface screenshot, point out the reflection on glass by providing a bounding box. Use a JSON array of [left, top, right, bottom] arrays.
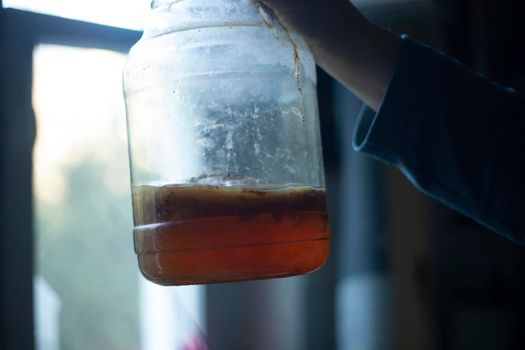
[[3, 0, 150, 30], [32, 44, 205, 350]]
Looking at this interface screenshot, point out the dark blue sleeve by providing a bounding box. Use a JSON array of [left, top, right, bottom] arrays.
[[353, 35, 525, 244]]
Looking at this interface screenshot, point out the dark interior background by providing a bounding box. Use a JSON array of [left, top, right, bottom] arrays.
[[357, 1, 525, 349]]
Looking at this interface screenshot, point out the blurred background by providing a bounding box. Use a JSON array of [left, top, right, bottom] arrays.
[[1, 0, 525, 349]]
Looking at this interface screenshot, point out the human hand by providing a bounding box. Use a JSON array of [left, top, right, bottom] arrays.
[[256, 0, 400, 111], [256, 0, 369, 45]]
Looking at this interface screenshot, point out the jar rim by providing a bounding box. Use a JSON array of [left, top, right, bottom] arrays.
[[151, 0, 180, 9]]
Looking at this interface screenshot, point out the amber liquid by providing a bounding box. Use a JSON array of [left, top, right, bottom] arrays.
[[132, 184, 330, 285]]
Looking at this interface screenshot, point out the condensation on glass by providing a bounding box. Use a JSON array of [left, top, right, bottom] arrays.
[[123, 0, 331, 285]]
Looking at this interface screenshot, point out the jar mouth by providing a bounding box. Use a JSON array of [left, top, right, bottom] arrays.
[[151, 0, 180, 9]]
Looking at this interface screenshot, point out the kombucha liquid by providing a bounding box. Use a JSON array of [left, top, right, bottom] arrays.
[[132, 184, 330, 285]]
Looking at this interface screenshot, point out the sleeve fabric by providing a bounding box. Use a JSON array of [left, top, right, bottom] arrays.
[[353, 35, 525, 244]]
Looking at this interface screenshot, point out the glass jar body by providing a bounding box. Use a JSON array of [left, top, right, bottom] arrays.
[[123, 0, 330, 285]]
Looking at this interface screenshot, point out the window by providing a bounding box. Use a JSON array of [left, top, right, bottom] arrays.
[[32, 43, 206, 350], [32, 44, 140, 350], [0, 2, 209, 347]]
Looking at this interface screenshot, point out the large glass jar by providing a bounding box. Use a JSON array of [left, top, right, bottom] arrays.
[[123, 0, 330, 285]]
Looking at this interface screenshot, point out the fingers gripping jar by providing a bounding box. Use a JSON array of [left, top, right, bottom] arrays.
[[123, 0, 330, 285]]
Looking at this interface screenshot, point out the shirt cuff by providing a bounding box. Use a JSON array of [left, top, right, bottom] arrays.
[[352, 34, 425, 166]]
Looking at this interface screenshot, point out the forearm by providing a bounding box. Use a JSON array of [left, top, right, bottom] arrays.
[[311, 21, 401, 111]]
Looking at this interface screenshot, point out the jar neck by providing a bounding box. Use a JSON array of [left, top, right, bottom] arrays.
[[145, 0, 269, 38], [151, 0, 256, 10]]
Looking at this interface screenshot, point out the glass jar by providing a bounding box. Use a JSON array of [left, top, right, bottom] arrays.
[[123, 0, 330, 285]]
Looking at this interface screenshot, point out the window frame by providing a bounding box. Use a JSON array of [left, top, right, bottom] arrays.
[[0, 6, 140, 349]]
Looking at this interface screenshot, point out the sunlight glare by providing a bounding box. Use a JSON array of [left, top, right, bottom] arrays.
[[33, 45, 129, 204]]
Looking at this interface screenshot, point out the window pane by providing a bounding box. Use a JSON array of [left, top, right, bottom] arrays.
[[3, 0, 150, 30], [33, 44, 205, 350]]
